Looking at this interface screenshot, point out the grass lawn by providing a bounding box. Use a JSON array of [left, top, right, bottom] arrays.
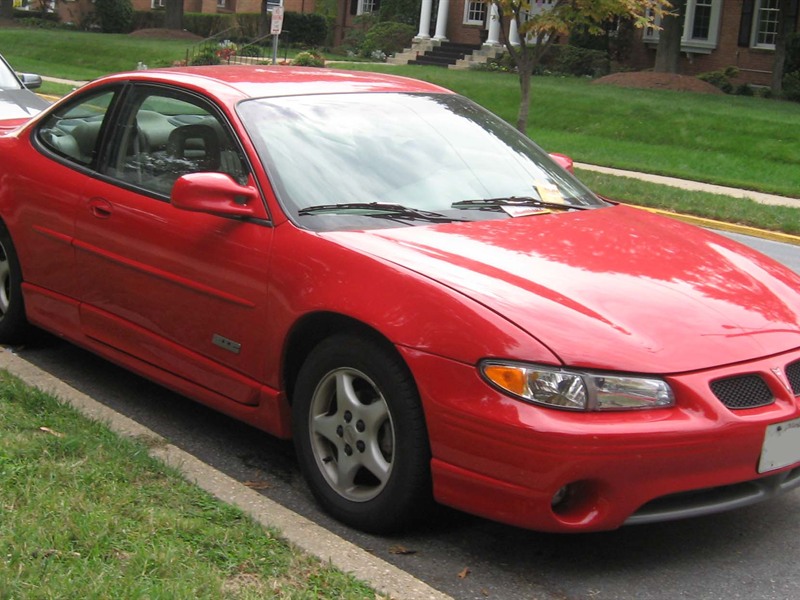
[[0, 370, 376, 598]]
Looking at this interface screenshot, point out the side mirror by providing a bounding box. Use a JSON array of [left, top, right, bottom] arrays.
[[19, 73, 42, 90], [171, 172, 260, 218], [549, 153, 575, 174]]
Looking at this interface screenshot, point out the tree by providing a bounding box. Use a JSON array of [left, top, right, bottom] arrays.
[[653, 0, 686, 73], [771, 0, 796, 95], [165, 0, 184, 31], [0, 0, 13, 21], [493, 0, 670, 132]]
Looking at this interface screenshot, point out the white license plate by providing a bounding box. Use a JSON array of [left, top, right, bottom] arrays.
[[759, 417, 800, 473]]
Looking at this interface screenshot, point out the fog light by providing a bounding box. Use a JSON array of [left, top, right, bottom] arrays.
[[551, 485, 569, 507]]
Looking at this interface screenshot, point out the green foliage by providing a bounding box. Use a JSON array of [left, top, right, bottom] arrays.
[[283, 12, 328, 47], [783, 71, 800, 102], [378, 0, 421, 25], [94, 0, 134, 34], [189, 47, 221, 66], [785, 33, 800, 75], [182, 12, 236, 38], [292, 50, 325, 67], [360, 21, 415, 59], [131, 10, 165, 30], [542, 44, 610, 77], [341, 14, 378, 55], [697, 66, 740, 94]]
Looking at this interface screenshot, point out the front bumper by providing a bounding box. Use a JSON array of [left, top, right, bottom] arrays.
[[401, 346, 800, 533]]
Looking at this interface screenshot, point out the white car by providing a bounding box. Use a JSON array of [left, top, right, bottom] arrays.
[[0, 53, 49, 130]]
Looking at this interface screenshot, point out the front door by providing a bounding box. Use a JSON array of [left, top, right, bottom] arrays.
[[74, 84, 273, 405]]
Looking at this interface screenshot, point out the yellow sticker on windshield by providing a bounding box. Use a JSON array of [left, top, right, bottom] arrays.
[[534, 181, 566, 205]]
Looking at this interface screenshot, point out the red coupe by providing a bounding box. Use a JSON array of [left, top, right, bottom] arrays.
[[1, 66, 799, 534]]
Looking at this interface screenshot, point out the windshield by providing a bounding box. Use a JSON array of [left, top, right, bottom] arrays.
[[237, 92, 607, 230], [0, 56, 22, 91]]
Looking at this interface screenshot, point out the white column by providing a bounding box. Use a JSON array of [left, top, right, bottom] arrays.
[[415, 0, 433, 40], [433, 0, 450, 41], [485, 3, 502, 46], [509, 15, 521, 46]]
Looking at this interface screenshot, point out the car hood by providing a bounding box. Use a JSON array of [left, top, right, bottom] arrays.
[[324, 205, 800, 373], [0, 88, 49, 125]]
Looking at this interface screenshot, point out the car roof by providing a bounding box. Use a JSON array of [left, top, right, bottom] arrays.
[[97, 66, 455, 101]]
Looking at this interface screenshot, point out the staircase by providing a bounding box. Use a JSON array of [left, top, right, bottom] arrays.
[[408, 42, 483, 67], [388, 40, 506, 70]]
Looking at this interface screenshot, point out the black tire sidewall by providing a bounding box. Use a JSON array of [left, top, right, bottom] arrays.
[[0, 224, 29, 344]]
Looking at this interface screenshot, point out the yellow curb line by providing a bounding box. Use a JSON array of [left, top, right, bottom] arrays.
[[628, 205, 800, 246]]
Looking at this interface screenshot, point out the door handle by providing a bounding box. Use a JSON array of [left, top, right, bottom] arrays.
[[88, 197, 112, 219]]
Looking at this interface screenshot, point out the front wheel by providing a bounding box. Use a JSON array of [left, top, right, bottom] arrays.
[[292, 333, 433, 533], [0, 224, 30, 344]]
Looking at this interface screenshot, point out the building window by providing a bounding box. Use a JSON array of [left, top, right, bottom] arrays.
[[643, 0, 722, 51], [358, 0, 378, 14], [151, 0, 165, 7], [752, 0, 780, 48], [689, 0, 713, 39], [463, 0, 486, 26]]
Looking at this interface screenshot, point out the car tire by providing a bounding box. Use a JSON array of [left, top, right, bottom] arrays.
[[0, 223, 30, 344], [292, 333, 433, 534]]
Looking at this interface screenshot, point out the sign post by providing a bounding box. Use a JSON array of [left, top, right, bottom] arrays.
[[270, 6, 284, 65]]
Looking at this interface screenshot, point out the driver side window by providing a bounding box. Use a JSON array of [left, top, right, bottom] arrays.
[[104, 90, 247, 197], [37, 90, 116, 167]]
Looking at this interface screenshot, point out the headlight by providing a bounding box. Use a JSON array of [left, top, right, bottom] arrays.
[[480, 361, 675, 411]]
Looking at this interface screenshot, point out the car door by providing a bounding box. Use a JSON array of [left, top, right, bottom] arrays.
[[73, 83, 273, 406], [12, 88, 120, 335]]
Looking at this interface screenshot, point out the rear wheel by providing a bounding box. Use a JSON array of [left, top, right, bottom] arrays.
[[292, 333, 433, 533], [0, 224, 30, 344]]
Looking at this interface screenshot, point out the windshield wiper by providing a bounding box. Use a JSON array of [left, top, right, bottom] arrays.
[[297, 202, 464, 223], [451, 196, 590, 212]]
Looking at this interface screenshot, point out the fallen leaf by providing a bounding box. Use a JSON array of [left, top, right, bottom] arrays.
[[458, 567, 471, 579], [38, 427, 64, 438], [243, 480, 270, 490], [389, 545, 417, 555]]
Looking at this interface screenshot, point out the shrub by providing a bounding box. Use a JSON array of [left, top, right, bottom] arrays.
[[378, 0, 419, 25], [283, 12, 328, 47], [783, 71, 800, 102], [183, 13, 236, 38], [697, 66, 739, 94], [292, 51, 325, 67], [360, 21, 415, 59], [94, 0, 134, 33], [189, 46, 221, 66], [132, 10, 165, 31], [542, 45, 610, 77]]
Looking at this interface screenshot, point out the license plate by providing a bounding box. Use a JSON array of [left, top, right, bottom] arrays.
[[759, 417, 800, 473]]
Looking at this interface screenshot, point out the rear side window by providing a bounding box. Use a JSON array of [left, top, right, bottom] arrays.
[[36, 90, 116, 168]]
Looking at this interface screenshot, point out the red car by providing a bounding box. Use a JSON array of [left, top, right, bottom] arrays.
[[1, 66, 799, 534]]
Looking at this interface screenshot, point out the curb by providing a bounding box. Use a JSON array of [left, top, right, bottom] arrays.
[[0, 348, 452, 600], [629, 205, 800, 246]]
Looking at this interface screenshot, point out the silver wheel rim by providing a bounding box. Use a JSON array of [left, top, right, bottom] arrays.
[[308, 367, 395, 502], [0, 243, 10, 318]]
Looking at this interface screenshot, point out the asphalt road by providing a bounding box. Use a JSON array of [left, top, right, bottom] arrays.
[[12, 232, 800, 600]]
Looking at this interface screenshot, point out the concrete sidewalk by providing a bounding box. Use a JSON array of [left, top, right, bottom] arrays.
[[577, 162, 800, 209]]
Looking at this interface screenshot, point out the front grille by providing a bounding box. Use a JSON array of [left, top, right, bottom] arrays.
[[710, 374, 774, 409], [786, 361, 800, 396]]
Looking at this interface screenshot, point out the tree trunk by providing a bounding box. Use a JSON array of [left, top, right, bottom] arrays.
[[771, 0, 795, 95], [654, 0, 687, 73], [165, 0, 183, 31], [0, 0, 14, 21], [516, 63, 532, 133], [260, 0, 270, 38]]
